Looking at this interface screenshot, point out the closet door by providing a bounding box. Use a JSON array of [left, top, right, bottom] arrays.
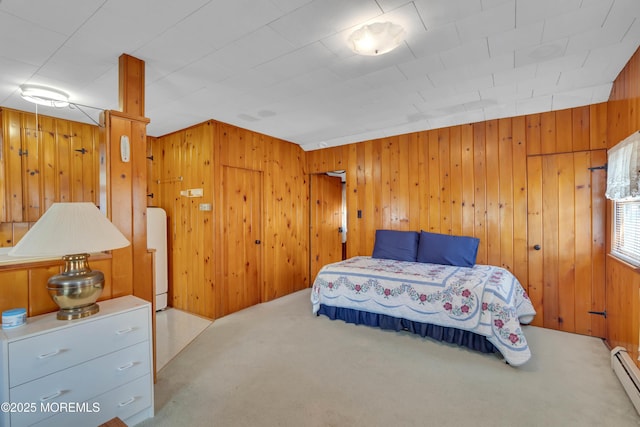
[[222, 166, 262, 315], [527, 150, 606, 337], [310, 173, 343, 281]]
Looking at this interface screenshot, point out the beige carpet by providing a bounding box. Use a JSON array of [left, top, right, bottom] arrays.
[[138, 289, 640, 427]]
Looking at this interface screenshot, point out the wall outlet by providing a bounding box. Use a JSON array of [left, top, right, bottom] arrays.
[[199, 203, 212, 211]]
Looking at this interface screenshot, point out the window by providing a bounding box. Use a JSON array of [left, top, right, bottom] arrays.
[[612, 199, 640, 267]]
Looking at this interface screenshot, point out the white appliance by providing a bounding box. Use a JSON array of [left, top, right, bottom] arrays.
[[147, 207, 168, 311]]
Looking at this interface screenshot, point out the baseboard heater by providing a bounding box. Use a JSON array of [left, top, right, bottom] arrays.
[[611, 346, 640, 415]]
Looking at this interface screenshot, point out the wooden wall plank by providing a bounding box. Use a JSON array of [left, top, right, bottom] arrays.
[[5, 110, 23, 222], [380, 139, 392, 230], [556, 109, 573, 153], [540, 112, 556, 155], [0, 223, 11, 247], [346, 144, 358, 258], [0, 270, 28, 314], [408, 133, 421, 232], [573, 151, 593, 335], [396, 134, 410, 230], [557, 153, 576, 332], [527, 155, 544, 326], [472, 123, 487, 264], [372, 139, 382, 234], [428, 130, 441, 233], [449, 127, 462, 235], [541, 154, 560, 329], [56, 118, 72, 204], [438, 128, 451, 234], [417, 132, 430, 232], [589, 103, 608, 150], [40, 116, 58, 209], [365, 141, 377, 250], [498, 119, 514, 272], [512, 116, 528, 290], [526, 114, 542, 156], [590, 149, 607, 338], [485, 120, 500, 266], [572, 106, 590, 152], [22, 114, 41, 221], [460, 124, 475, 237]]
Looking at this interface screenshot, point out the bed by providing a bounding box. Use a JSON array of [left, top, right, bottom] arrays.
[[310, 230, 536, 366]]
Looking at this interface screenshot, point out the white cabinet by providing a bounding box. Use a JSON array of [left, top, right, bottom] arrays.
[[0, 296, 154, 427]]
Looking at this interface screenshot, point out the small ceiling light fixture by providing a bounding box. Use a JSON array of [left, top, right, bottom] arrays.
[[348, 21, 405, 56], [20, 84, 70, 108]]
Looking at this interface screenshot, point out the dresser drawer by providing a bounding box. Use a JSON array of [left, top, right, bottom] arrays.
[[9, 341, 150, 427], [29, 374, 153, 427], [8, 307, 148, 387]]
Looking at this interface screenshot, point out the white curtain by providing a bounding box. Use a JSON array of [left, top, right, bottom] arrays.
[[606, 131, 640, 200]]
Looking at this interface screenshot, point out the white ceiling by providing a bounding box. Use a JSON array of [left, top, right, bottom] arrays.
[[1, 0, 639, 151]]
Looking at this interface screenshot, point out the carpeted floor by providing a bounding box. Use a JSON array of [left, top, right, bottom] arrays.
[[137, 289, 640, 427]]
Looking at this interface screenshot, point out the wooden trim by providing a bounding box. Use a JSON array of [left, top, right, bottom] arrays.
[[0, 252, 112, 272], [105, 109, 150, 124], [118, 54, 145, 117]]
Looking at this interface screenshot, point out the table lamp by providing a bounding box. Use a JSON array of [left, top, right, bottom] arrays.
[[8, 202, 130, 320]]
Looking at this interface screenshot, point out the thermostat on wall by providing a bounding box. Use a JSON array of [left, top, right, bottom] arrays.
[[120, 135, 130, 162]]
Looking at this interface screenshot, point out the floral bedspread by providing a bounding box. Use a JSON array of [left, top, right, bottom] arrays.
[[311, 256, 536, 366]]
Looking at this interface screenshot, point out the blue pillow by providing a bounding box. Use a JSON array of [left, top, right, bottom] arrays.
[[371, 230, 419, 262], [417, 231, 479, 267]]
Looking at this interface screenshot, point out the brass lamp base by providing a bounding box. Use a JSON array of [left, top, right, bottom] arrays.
[[47, 253, 104, 320], [55, 303, 100, 320]]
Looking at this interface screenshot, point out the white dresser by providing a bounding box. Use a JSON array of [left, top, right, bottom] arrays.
[[0, 296, 154, 427]]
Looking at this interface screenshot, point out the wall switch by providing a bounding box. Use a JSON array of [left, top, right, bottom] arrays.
[[199, 203, 212, 211]]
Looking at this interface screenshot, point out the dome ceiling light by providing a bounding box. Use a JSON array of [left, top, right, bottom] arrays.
[[348, 21, 405, 56], [20, 84, 70, 108]]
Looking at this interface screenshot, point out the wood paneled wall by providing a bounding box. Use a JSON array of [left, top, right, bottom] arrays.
[[605, 46, 640, 364], [0, 108, 100, 244], [0, 109, 122, 317], [149, 120, 309, 319], [102, 110, 152, 301], [0, 256, 112, 316], [308, 106, 606, 302]]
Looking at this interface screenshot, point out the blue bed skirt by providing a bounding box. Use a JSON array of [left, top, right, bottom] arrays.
[[317, 304, 497, 354]]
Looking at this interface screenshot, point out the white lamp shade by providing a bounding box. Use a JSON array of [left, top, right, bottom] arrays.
[[8, 202, 130, 257]]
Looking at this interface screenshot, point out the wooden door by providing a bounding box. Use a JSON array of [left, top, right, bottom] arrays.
[[527, 150, 607, 337], [223, 166, 262, 315], [310, 174, 343, 281]]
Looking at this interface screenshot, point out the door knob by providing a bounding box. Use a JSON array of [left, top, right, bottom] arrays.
[[533, 244, 541, 250]]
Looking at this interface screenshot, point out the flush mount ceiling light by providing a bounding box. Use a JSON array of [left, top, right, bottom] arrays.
[[348, 21, 405, 56], [20, 84, 70, 108]]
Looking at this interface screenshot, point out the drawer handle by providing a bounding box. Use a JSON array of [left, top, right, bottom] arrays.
[[118, 397, 136, 407], [117, 361, 135, 371], [116, 327, 135, 335], [40, 390, 63, 402], [38, 349, 61, 359]]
